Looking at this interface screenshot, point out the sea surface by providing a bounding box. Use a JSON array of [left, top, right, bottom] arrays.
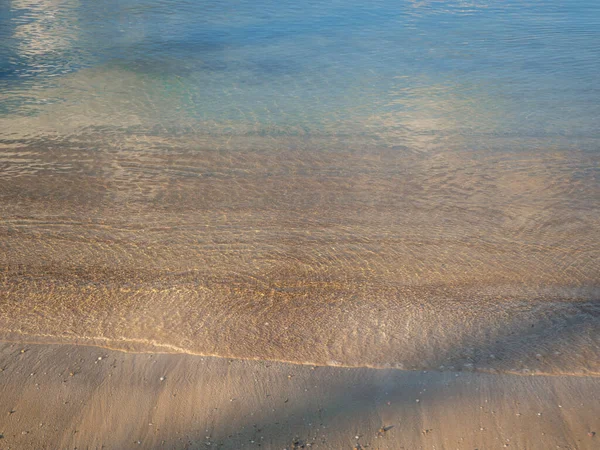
[[1, 0, 599, 374]]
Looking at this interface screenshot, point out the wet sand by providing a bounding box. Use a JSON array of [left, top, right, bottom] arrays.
[[2, 1, 600, 447], [0, 342, 598, 449]]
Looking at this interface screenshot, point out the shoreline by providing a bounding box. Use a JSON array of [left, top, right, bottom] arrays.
[[2, 277, 598, 375], [0, 341, 598, 449], [0, 333, 599, 379]]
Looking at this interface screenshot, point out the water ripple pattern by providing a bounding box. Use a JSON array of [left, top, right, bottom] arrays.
[[0, 1, 599, 374]]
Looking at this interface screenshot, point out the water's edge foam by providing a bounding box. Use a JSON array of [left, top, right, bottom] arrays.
[[2, 331, 599, 378]]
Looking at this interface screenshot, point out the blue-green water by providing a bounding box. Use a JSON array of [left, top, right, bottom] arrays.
[[1, 0, 599, 145], [0, 1, 599, 372]]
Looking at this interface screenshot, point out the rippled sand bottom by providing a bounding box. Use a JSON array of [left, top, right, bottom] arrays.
[[1, 133, 599, 374]]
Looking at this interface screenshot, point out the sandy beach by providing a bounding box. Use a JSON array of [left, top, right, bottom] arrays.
[[0, 342, 597, 449], [2, 0, 600, 448]]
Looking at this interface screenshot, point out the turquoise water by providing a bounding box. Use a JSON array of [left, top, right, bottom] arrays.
[[0, 1, 599, 373], [1, 0, 599, 145]]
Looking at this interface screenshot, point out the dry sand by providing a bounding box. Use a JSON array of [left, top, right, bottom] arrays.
[[0, 342, 598, 450]]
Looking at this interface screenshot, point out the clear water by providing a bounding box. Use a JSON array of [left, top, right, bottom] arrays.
[[2, 0, 600, 143], [0, 0, 599, 374]]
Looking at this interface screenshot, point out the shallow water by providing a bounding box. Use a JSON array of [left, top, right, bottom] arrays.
[[1, 0, 599, 374]]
